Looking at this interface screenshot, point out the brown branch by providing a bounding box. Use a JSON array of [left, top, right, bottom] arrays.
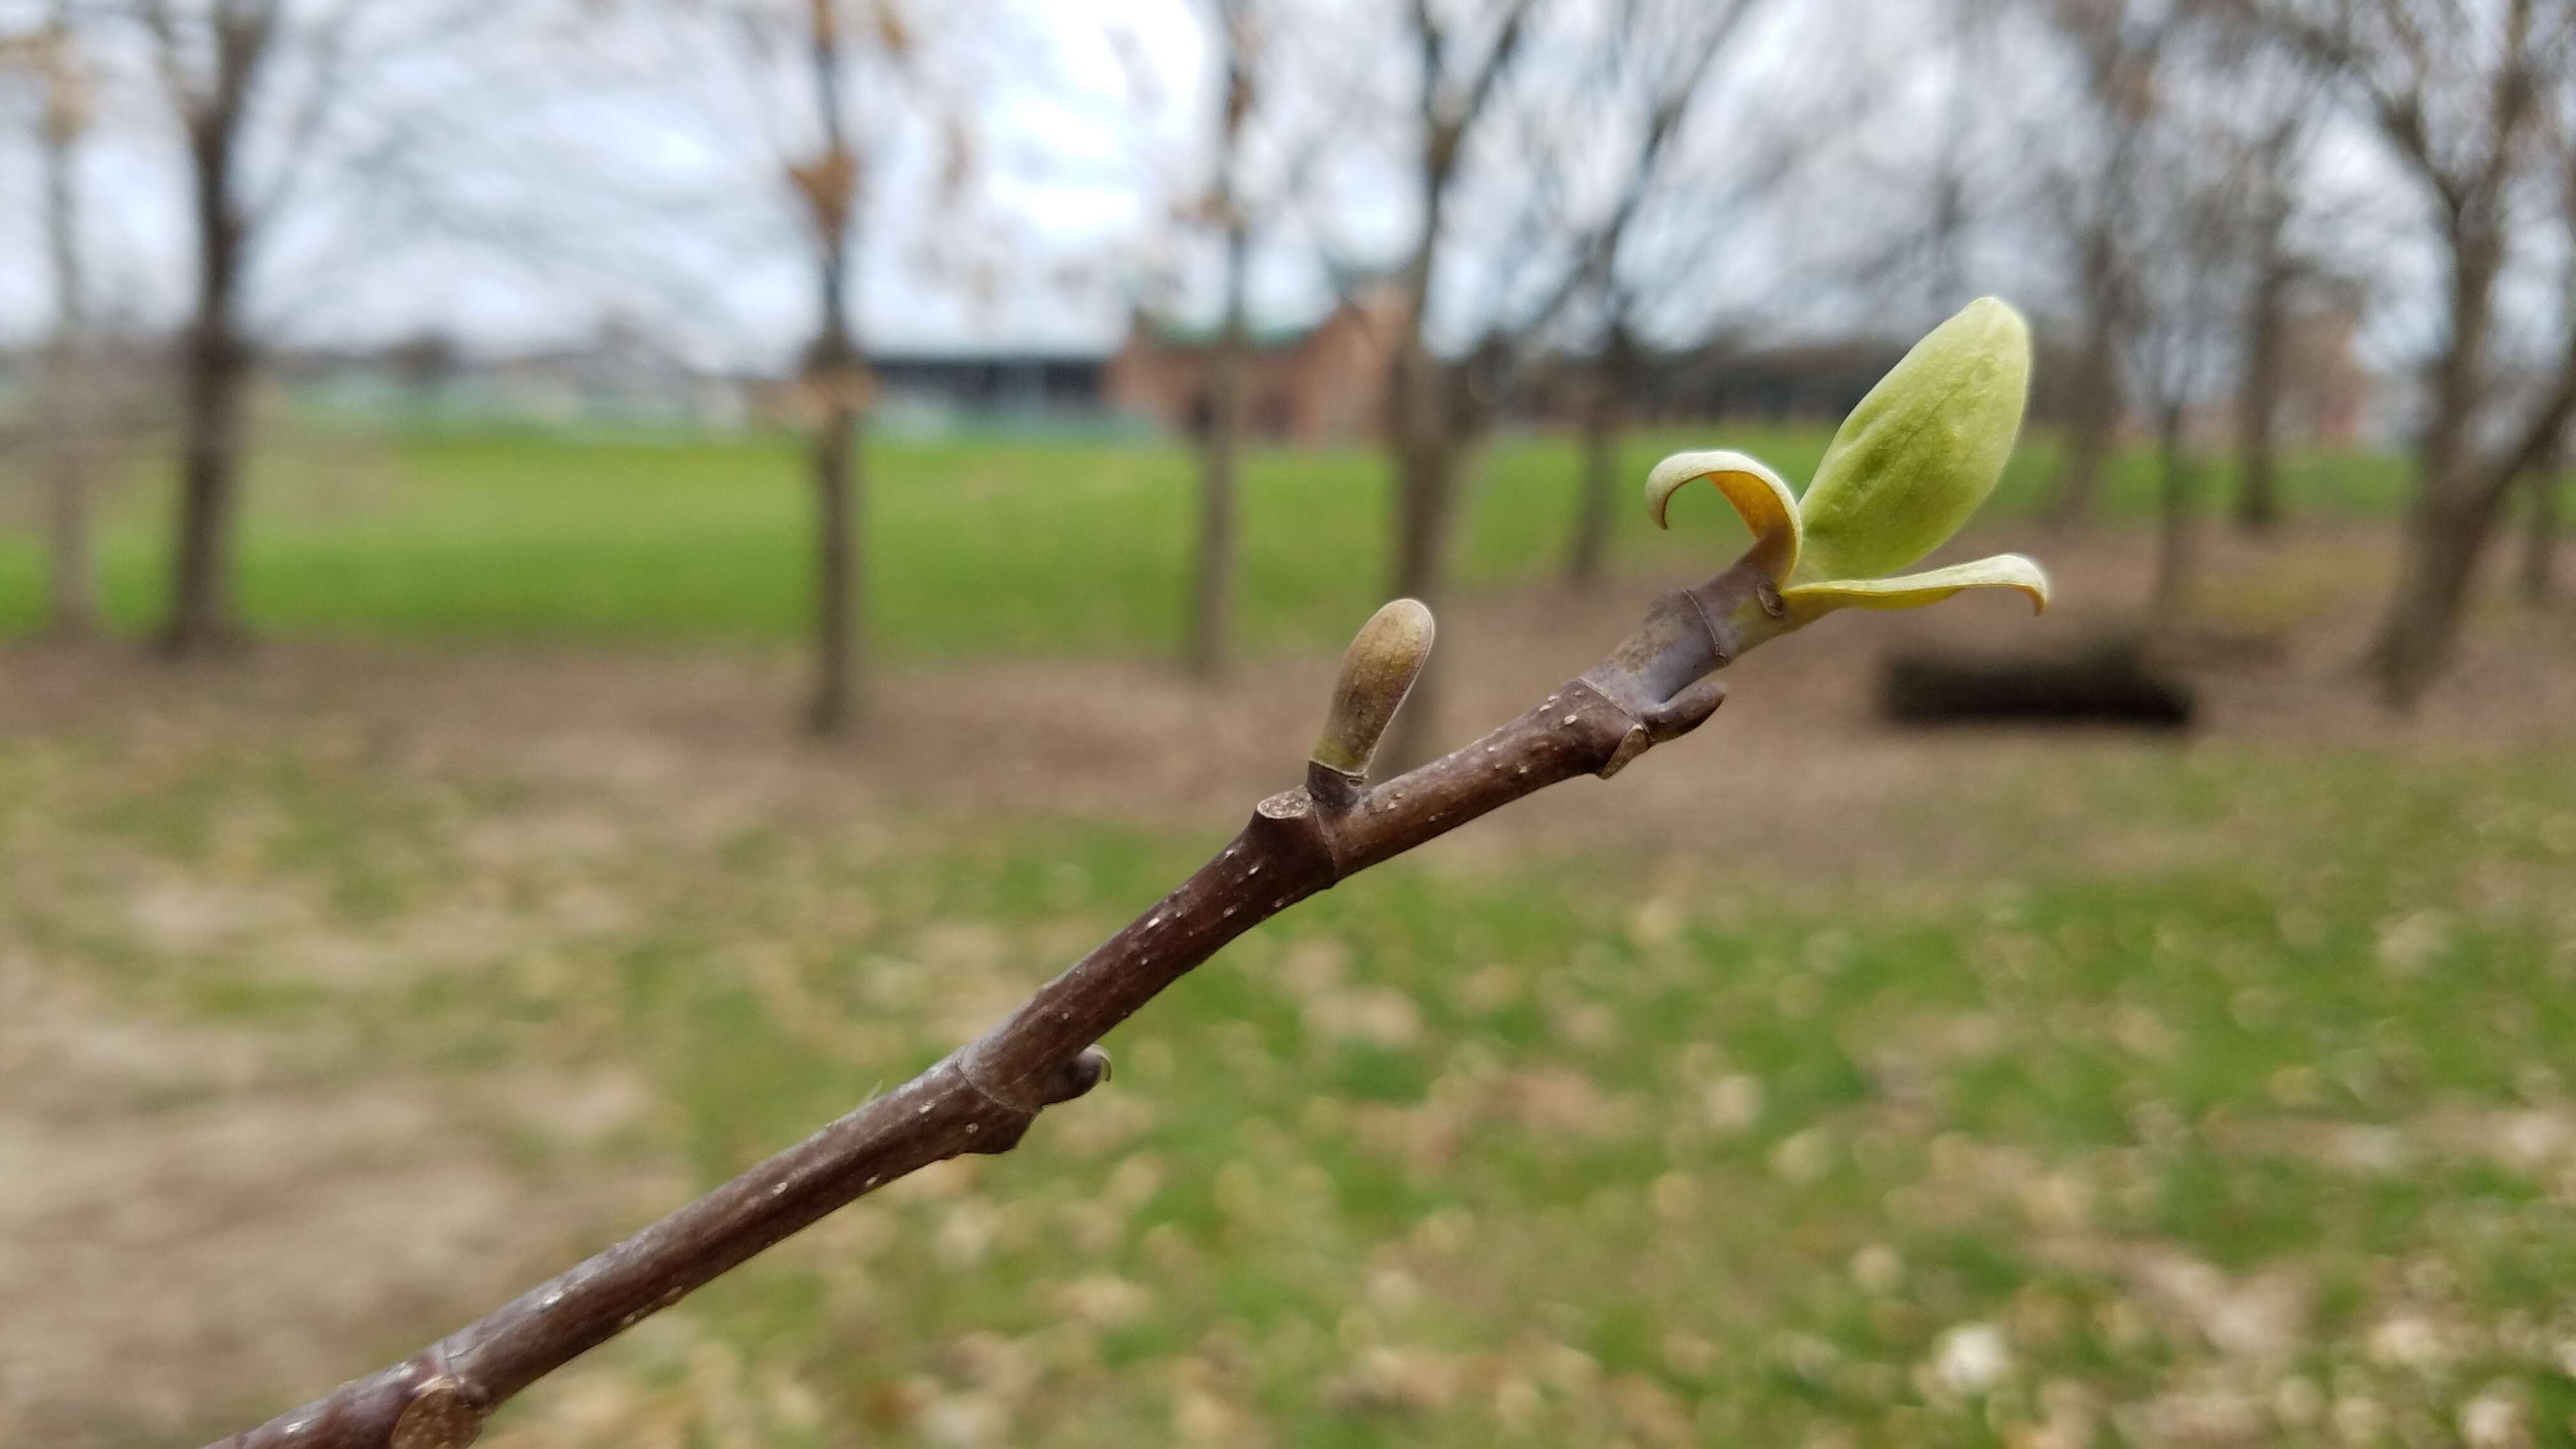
[[203, 557, 1770, 1449]]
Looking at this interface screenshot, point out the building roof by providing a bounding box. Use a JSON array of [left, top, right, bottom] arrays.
[[1137, 315, 1332, 350]]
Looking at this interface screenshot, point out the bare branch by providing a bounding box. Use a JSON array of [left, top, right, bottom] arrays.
[[241, 0, 369, 231], [195, 533, 1795, 1448], [1495, 0, 1763, 355]]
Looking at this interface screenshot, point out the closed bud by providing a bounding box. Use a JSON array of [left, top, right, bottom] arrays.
[[1311, 599, 1435, 778], [1793, 297, 2030, 585]]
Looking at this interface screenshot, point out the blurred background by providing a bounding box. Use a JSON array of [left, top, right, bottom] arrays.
[[3, 1, 2575, 1445]]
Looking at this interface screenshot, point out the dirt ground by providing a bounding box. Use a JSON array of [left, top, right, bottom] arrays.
[[4, 524, 2573, 1445], [8, 524, 2570, 876]]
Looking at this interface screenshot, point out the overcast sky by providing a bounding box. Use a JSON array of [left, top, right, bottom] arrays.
[[0, 0, 1229, 363], [0, 0, 2522, 393]]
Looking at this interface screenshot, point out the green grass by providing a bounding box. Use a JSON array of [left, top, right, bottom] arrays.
[[618, 758, 2574, 1445], [13, 716, 2573, 1445], [0, 415, 2511, 1444], [0, 424, 2412, 654]]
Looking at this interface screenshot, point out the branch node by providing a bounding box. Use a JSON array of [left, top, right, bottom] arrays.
[[1597, 725, 1652, 779], [1303, 761, 1365, 814], [1641, 676, 1728, 743], [1038, 1046, 1114, 1107], [389, 1377, 481, 1449]]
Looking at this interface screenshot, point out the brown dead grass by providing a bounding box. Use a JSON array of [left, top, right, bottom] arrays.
[[0, 960, 683, 1445]]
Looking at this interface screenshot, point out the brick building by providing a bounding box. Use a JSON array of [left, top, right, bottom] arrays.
[[1106, 284, 1406, 445], [1105, 278, 2375, 448], [2268, 279, 2372, 447]]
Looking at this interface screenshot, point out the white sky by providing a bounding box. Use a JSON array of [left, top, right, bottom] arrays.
[[0, 0, 1222, 364], [0, 0, 2535, 399]]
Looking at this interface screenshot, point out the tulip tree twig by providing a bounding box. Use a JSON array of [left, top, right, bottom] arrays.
[[210, 292, 2050, 1449], [205, 556, 1772, 1449]]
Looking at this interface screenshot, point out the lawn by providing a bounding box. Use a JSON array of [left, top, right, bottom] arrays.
[[6, 417, 2561, 1447], [599, 758, 2576, 1448], [6, 675, 2572, 1446], [0, 420, 2411, 655]]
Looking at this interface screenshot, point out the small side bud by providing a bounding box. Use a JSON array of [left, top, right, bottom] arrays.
[[1039, 1046, 1112, 1107], [1310, 599, 1435, 779]]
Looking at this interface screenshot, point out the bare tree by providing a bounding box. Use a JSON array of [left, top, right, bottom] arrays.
[[1563, 311, 1634, 588], [610, 0, 977, 732], [1378, 0, 1531, 670], [2229, 129, 2299, 536], [2025, 0, 2176, 533], [2210, 27, 2331, 534], [2124, 105, 2248, 617], [2244, 0, 2576, 705], [138, 0, 277, 655], [1184, 0, 1254, 680], [1117, 0, 1356, 679], [783, 0, 880, 735], [2032, 1, 2343, 544], [1559, 0, 1800, 591], [3, 1, 98, 639], [1366, 0, 1763, 764], [131, 0, 525, 656], [1918, 0, 2006, 321], [2126, 8, 2345, 578]]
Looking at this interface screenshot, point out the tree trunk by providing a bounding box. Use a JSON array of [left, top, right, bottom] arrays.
[[799, 12, 864, 734], [2047, 300, 2121, 532], [2234, 247, 2287, 534], [2363, 230, 2501, 703], [38, 50, 95, 643], [2521, 447, 2561, 606], [162, 307, 249, 656], [1376, 0, 1498, 774], [2370, 485, 2509, 709], [1185, 213, 1250, 679], [1382, 390, 1467, 771], [160, 105, 251, 658], [43, 416, 96, 642], [806, 403, 862, 732], [1564, 330, 1625, 590], [2152, 402, 2196, 617], [1392, 425, 1465, 606]]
